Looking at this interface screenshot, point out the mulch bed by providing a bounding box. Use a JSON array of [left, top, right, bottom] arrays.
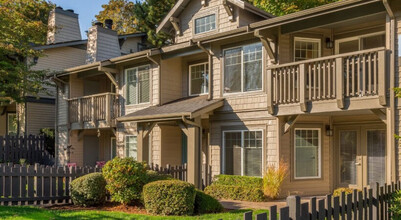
[[45, 202, 148, 215]]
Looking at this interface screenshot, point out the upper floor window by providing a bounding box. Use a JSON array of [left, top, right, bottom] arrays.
[[7, 113, 17, 136], [195, 14, 216, 34], [224, 43, 263, 93], [189, 63, 209, 95], [294, 37, 321, 61], [125, 65, 150, 105]]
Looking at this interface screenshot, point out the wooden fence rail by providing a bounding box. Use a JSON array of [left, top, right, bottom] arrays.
[[243, 182, 399, 220], [0, 135, 54, 165], [148, 163, 187, 182]]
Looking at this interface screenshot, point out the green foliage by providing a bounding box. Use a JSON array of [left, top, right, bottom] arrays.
[[95, 0, 137, 35], [0, 0, 53, 104], [212, 175, 263, 188], [145, 170, 173, 183], [194, 190, 223, 214], [204, 184, 265, 202], [333, 188, 355, 197], [250, 0, 340, 16], [132, 0, 175, 47], [40, 128, 55, 156], [390, 190, 401, 218], [70, 173, 107, 207], [102, 157, 148, 205], [263, 161, 288, 199], [143, 180, 196, 216]]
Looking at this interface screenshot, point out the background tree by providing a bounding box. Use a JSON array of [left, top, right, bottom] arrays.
[[0, 0, 53, 104], [251, 0, 340, 16], [95, 0, 137, 35]]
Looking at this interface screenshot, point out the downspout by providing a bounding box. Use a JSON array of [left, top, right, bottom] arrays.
[[55, 84, 59, 166], [146, 52, 161, 106], [196, 42, 214, 101]]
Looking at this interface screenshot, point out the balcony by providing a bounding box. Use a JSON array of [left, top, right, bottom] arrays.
[[68, 93, 119, 130], [267, 48, 388, 116]]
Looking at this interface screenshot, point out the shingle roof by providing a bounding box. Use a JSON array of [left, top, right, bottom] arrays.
[[118, 95, 224, 122]]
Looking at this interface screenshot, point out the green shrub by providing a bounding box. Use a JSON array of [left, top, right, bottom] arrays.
[[194, 190, 223, 214], [70, 173, 107, 207], [102, 157, 148, 205], [263, 160, 288, 199], [390, 190, 401, 218], [204, 184, 265, 202], [212, 175, 263, 188], [333, 188, 355, 197], [145, 170, 173, 183], [143, 180, 196, 216]]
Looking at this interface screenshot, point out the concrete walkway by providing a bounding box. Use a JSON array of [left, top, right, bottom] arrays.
[[219, 196, 326, 210]]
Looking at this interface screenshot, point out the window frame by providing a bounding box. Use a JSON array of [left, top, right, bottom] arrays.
[[222, 129, 264, 177], [6, 113, 17, 136], [189, 62, 209, 96], [194, 14, 217, 35], [293, 37, 322, 62], [222, 42, 264, 95], [125, 135, 138, 160], [124, 64, 151, 106], [334, 31, 386, 54], [293, 128, 322, 180]]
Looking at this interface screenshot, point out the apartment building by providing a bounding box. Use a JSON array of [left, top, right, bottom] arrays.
[[53, 0, 401, 196]]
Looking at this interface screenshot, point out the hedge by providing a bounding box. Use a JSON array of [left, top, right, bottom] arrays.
[[194, 190, 224, 214], [145, 170, 173, 183], [143, 180, 196, 216], [204, 184, 265, 202], [70, 173, 107, 207], [212, 175, 263, 188]]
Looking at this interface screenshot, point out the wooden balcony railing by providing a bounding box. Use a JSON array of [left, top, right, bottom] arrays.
[[267, 47, 388, 114], [68, 93, 119, 129]]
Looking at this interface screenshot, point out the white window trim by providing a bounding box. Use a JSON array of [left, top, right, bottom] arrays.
[[189, 62, 209, 96], [125, 135, 137, 159], [110, 137, 116, 160], [193, 13, 217, 35], [7, 113, 17, 135], [124, 64, 151, 106], [294, 128, 322, 180], [293, 37, 322, 62], [222, 129, 264, 177], [222, 42, 264, 95], [334, 31, 386, 54]]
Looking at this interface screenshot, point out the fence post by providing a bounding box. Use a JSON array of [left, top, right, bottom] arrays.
[[280, 206, 290, 220], [256, 212, 267, 220], [243, 211, 252, 220], [269, 205, 277, 220], [287, 195, 300, 220]]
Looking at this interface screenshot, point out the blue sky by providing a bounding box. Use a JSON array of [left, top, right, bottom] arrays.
[[50, 0, 110, 39]]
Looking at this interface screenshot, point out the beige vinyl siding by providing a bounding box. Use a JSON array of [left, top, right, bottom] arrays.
[[57, 84, 69, 126], [69, 74, 84, 98], [160, 125, 182, 166], [69, 130, 84, 166], [396, 15, 401, 179], [121, 37, 143, 54], [26, 102, 55, 135], [238, 8, 265, 27], [160, 58, 183, 104], [96, 29, 121, 61], [151, 125, 161, 165], [32, 47, 86, 72], [57, 128, 68, 166], [49, 12, 81, 43]]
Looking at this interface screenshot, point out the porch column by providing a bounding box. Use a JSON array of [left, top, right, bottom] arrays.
[[186, 118, 202, 189], [137, 123, 149, 163]]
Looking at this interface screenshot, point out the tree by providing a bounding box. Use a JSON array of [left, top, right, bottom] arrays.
[[251, 0, 340, 16], [0, 0, 53, 104], [132, 0, 176, 47], [95, 0, 137, 35]]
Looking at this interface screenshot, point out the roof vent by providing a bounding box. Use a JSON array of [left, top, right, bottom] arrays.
[[94, 21, 103, 27], [55, 6, 63, 10], [66, 9, 74, 13], [105, 19, 113, 29]]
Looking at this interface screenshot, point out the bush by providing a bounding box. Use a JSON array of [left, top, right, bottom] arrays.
[[333, 188, 355, 197], [390, 190, 401, 218], [143, 180, 196, 216], [194, 190, 223, 214], [70, 173, 107, 207], [212, 175, 263, 188], [145, 170, 173, 183], [204, 184, 265, 202], [102, 157, 148, 205], [263, 160, 288, 199], [40, 128, 55, 156]]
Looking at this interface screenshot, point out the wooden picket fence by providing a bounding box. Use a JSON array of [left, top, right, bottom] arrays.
[[0, 135, 54, 165], [148, 163, 187, 181], [0, 163, 101, 206], [243, 182, 400, 220]]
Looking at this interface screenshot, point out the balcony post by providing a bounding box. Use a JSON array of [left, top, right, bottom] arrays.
[[335, 57, 345, 109], [91, 96, 96, 124], [267, 69, 274, 114], [378, 50, 387, 106], [299, 64, 307, 112], [78, 98, 83, 128], [106, 94, 111, 126]]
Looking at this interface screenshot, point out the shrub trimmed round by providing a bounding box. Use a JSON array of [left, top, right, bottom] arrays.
[[70, 172, 107, 207], [102, 157, 148, 205], [143, 180, 196, 216], [194, 190, 223, 214]]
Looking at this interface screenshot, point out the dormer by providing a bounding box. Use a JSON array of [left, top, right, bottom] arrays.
[[156, 0, 273, 44]]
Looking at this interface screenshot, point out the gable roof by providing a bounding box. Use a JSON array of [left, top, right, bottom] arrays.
[[156, 0, 274, 34]]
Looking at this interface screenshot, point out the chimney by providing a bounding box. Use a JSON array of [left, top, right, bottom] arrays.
[[47, 7, 81, 44], [86, 19, 120, 64], [104, 19, 113, 29]]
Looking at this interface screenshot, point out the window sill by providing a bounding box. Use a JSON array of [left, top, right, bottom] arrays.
[[223, 90, 265, 98]]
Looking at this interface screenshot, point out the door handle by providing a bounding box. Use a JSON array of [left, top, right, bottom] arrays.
[[355, 162, 361, 165]]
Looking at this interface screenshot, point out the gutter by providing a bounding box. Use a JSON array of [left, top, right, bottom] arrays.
[[196, 41, 214, 101]]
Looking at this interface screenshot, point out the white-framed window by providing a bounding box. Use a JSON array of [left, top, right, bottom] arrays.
[[194, 14, 216, 34], [125, 65, 150, 105], [189, 63, 209, 95], [294, 37, 321, 61], [335, 32, 385, 54], [111, 137, 117, 160], [294, 128, 321, 179], [125, 136, 137, 160], [222, 130, 263, 177], [224, 42, 263, 93], [7, 113, 17, 136]]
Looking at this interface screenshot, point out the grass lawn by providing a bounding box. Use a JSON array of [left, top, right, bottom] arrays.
[[0, 206, 269, 220]]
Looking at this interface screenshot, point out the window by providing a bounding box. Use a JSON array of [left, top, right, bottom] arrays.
[[125, 65, 150, 105], [294, 37, 321, 61], [224, 43, 263, 93], [125, 136, 137, 160], [189, 63, 209, 95], [195, 14, 216, 34], [223, 130, 263, 177], [7, 113, 17, 136], [111, 137, 117, 160], [336, 32, 385, 54], [294, 129, 321, 179]]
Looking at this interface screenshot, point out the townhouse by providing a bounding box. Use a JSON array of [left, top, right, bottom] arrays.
[[53, 0, 401, 196]]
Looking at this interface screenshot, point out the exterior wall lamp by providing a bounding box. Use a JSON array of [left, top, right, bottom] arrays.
[[326, 37, 334, 49]]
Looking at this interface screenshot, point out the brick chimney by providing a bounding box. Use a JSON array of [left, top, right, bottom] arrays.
[[85, 20, 120, 64], [47, 7, 82, 44]]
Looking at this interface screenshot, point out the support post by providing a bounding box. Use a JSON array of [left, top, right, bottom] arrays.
[[299, 64, 307, 112], [187, 117, 201, 189], [335, 57, 344, 109], [378, 50, 387, 106], [106, 94, 111, 126], [137, 127, 144, 162], [267, 69, 274, 114]]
